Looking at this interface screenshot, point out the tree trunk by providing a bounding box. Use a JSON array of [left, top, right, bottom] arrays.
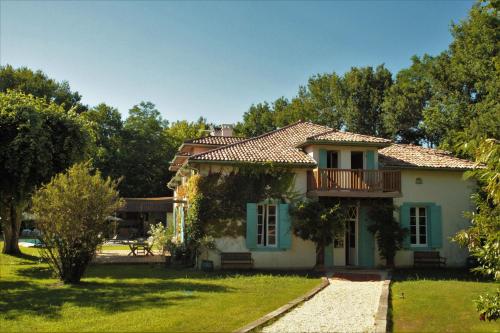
[[315, 243, 325, 270], [1, 202, 22, 255]]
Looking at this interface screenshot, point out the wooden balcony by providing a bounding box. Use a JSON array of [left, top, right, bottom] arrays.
[[307, 168, 401, 198]]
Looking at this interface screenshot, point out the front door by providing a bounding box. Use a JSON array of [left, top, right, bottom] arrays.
[[345, 205, 358, 266]]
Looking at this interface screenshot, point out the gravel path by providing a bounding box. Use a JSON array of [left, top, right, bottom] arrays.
[[262, 279, 383, 333]]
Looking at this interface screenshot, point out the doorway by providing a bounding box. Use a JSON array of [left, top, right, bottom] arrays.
[[345, 205, 358, 266], [351, 151, 364, 169]]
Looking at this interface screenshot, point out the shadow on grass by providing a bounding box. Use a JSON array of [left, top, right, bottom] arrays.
[[0, 278, 231, 320], [391, 268, 493, 283]]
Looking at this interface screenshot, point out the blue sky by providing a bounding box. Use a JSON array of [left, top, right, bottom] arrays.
[[1, 0, 473, 124]]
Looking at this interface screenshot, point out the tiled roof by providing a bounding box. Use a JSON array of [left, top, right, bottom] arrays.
[[379, 144, 476, 170], [190, 121, 331, 165], [185, 136, 246, 146], [306, 130, 391, 145]]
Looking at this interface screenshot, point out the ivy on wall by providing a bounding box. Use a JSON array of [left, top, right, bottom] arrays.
[[184, 163, 297, 242]]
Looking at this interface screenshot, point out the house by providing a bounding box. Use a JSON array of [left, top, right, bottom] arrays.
[[168, 121, 476, 269]]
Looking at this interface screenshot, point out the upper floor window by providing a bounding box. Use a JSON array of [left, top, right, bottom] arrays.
[[257, 204, 277, 247], [410, 207, 427, 246], [327, 151, 339, 168]]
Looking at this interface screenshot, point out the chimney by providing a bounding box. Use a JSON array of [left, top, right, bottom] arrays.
[[210, 124, 233, 137]]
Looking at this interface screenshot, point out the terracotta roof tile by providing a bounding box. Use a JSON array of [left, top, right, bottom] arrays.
[[185, 136, 246, 146], [307, 130, 391, 145], [379, 144, 476, 170], [190, 121, 331, 165]]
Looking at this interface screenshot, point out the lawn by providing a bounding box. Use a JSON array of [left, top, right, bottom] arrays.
[[0, 243, 321, 332], [390, 269, 499, 333]]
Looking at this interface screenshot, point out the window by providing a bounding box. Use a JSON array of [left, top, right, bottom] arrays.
[[410, 207, 427, 246], [257, 204, 277, 247], [327, 151, 339, 168]]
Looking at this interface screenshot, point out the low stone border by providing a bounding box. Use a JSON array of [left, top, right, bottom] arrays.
[[374, 272, 392, 333], [233, 277, 330, 333]]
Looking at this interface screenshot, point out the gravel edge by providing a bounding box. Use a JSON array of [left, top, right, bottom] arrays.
[[233, 277, 330, 333]]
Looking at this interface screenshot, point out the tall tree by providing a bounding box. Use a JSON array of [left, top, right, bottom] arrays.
[[115, 102, 172, 197], [382, 55, 434, 144], [0, 65, 87, 113], [337, 65, 393, 136], [166, 117, 209, 147], [423, 0, 499, 154], [234, 102, 276, 137], [0, 91, 89, 254], [82, 103, 123, 181]]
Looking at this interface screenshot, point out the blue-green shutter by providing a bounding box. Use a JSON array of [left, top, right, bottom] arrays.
[[429, 204, 443, 248], [400, 203, 411, 249], [325, 243, 334, 267], [366, 151, 375, 169], [278, 203, 291, 250], [319, 149, 327, 168], [358, 206, 375, 267], [246, 203, 257, 249]]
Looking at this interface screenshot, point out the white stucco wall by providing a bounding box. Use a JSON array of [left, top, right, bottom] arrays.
[[390, 169, 476, 267], [304, 144, 378, 169], [203, 235, 317, 269]]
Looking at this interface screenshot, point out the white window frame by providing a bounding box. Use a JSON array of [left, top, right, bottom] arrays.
[[257, 203, 278, 247], [410, 206, 428, 246]]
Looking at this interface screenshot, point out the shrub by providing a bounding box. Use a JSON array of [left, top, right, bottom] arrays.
[[148, 222, 168, 253], [32, 162, 123, 284], [476, 289, 500, 321]]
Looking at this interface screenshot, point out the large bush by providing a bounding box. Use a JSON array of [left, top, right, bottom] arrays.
[[32, 162, 123, 284]]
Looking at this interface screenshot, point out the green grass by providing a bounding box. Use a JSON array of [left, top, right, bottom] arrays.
[[100, 244, 131, 251], [0, 243, 320, 332], [390, 269, 499, 333]]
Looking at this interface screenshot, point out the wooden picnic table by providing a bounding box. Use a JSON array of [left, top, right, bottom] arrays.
[[126, 241, 154, 256]]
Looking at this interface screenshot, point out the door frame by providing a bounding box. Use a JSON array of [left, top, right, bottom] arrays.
[[345, 204, 359, 266]]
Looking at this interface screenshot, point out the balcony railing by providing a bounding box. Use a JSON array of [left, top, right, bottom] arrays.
[[307, 168, 401, 194]]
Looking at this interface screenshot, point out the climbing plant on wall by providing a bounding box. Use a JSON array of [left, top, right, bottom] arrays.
[[181, 163, 297, 263]]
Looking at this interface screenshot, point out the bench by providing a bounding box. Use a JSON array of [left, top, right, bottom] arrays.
[[221, 252, 253, 270], [413, 251, 446, 267]]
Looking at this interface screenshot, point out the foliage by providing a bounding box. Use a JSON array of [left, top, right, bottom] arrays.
[[0, 90, 90, 254], [454, 138, 500, 320], [31, 162, 124, 284], [113, 101, 173, 197], [475, 289, 500, 321], [367, 200, 407, 267], [147, 222, 168, 253], [290, 199, 347, 266], [178, 166, 296, 265], [0, 64, 87, 113], [234, 102, 277, 137], [165, 117, 210, 147]]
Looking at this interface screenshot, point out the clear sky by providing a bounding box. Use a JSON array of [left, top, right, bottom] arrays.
[[1, 0, 473, 124]]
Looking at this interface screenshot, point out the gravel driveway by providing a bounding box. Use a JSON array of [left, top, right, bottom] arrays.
[[262, 278, 383, 333]]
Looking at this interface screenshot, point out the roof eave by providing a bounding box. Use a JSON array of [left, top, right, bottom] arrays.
[[381, 165, 476, 172], [297, 140, 391, 148], [188, 159, 317, 168]]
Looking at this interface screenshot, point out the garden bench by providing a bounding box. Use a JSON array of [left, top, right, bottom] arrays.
[[413, 251, 446, 267], [220, 252, 253, 269]]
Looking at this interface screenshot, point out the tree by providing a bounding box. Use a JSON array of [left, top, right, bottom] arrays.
[[337, 65, 393, 136], [454, 139, 499, 321], [0, 91, 89, 254], [382, 55, 434, 144], [32, 162, 124, 284], [115, 101, 173, 197], [367, 200, 407, 267], [291, 199, 347, 268], [0, 65, 87, 113], [165, 117, 209, 147], [234, 102, 276, 137], [82, 103, 123, 180]]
